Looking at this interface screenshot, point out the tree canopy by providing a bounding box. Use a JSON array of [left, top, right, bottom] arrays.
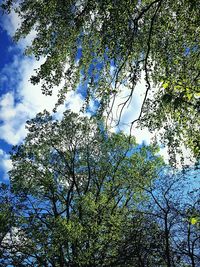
[[0, 111, 199, 266], [0, 1, 200, 265], [1, 0, 200, 161], [1, 111, 163, 266]]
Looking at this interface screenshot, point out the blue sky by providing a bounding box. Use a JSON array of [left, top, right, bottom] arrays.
[[0, 9, 195, 182], [0, 18, 14, 181]]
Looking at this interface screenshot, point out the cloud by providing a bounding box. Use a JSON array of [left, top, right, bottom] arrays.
[[0, 56, 85, 145], [1, 10, 20, 37], [1, 9, 36, 49], [103, 76, 196, 167], [105, 75, 154, 144], [0, 149, 12, 180]]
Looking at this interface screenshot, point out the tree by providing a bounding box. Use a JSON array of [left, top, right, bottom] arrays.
[[176, 196, 200, 267], [1, 111, 199, 266], [138, 169, 200, 267], [0, 183, 13, 248], [115, 211, 167, 266], [1, 110, 163, 266], [1, 0, 199, 160], [0, 183, 23, 267]]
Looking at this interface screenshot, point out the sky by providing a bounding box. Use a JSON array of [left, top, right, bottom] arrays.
[[0, 8, 189, 182]]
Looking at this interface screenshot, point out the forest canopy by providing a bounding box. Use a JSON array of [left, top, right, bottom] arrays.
[[1, 111, 199, 266], [0, 1, 200, 266], [1, 0, 200, 161]]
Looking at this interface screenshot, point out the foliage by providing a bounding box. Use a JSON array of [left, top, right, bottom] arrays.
[[1, 0, 199, 161], [0, 183, 23, 266], [0, 184, 13, 246], [1, 111, 162, 266], [0, 111, 199, 266]]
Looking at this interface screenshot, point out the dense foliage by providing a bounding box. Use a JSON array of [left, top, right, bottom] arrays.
[[0, 112, 199, 266], [0, 1, 199, 266], [1, 0, 199, 160]]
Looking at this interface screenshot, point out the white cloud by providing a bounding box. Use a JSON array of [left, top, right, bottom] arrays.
[[0, 92, 15, 121], [0, 56, 85, 145], [105, 76, 154, 144], [103, 76, 196, 167], [0, 149, 4, 156], [1, 10, 20, 37], [2, 9, 36, 49], [106, 85, 141, 129], [0, 150, 12, 180], [132, 127, 153, 145]]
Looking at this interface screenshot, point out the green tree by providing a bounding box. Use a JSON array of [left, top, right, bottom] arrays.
[[1, 111, 199, 266], [0, 183, 13, 247], [2, 110, 163, 266], [0, 183, 23, 267], [1, 0, 199, 160]]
